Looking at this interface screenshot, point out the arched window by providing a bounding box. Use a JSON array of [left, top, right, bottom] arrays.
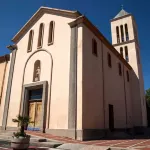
[[33, 60, 41, 82], [116, 26, 120, 43], [125, 24, 129, 41], [107, 53, 112, 68], [120, 47, 123, 57], [48, 21, 55, 45], [125, 46, 129, 62], [37, 23, 44, 48], [27, 30, 34, 52], [118, 63, 122, 76], [126, 70, 129, 82], [120, 25, 124, 42], [92, 39, 98, 56]]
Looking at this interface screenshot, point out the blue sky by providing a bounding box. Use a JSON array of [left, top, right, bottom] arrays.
[[0, 0, 150, 89]]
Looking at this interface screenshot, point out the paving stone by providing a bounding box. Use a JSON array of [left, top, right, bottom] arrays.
[[31, 141, 62, 148], [30, 138, 48, 143], [80, 145, 109, 150], [37, 148, 62, 150], [38, 139, 47, 142], [36, 147, 50, 150], [108, 148, 127, 150], [50, 149, 63, 150], [57, 143, 86, 150]]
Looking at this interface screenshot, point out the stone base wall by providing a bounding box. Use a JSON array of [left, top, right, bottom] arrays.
[[46, 129, 105, 141]]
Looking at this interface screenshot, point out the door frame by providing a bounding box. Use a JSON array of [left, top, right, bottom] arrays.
[[20, 81, 48, 132]]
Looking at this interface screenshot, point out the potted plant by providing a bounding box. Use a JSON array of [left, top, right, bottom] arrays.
[[11, 115, 33, 150]]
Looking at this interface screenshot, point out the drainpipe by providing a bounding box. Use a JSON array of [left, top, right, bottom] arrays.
[[122, 65, 128, 131], [101, 41, 106, 136]]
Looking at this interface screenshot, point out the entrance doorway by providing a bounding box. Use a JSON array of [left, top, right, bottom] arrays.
[[109, 104, 114, 131], [27, 89, 43, 131]]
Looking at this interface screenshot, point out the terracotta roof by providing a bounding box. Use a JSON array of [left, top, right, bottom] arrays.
[[12, 7, 81, 43]]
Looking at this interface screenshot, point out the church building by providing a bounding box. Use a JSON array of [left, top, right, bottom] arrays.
[[0, 7, 147, 140]]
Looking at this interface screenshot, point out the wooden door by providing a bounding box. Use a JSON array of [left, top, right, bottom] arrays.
[[109, 104, 114, 131], [28, 102, 36, 128], [35, 102, 42, 128], [28, 101, 42, 130]]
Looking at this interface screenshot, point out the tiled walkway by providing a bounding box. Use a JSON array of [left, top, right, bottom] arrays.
[[26, 131, 150, 149]]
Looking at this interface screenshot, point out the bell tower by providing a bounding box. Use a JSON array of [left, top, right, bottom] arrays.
[[110, 7, 147, 127]]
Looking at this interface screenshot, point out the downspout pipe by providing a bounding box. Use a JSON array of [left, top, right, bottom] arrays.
[[122, 65, 128, 131], [101, 41, 106, 136]]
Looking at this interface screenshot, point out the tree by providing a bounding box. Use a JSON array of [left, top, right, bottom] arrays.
[[146, 88, 150, 107]]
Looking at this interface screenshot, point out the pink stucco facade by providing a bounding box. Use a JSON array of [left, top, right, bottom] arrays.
[[82, 24, 134, 130]]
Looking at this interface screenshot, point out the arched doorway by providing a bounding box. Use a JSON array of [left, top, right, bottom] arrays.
[[20, 49, 53, 132]]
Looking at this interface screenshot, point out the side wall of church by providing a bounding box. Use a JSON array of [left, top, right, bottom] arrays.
[[130, 70, 143, 126], [111, 16, 147, 127], [82, 24, 104, 129], [6, 13, 75, 129], [82, 24, 133, 130], [115, 43, 144, 126], [102, 44, 132, 129]]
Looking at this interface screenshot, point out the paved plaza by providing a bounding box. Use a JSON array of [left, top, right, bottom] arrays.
[[0, 131, 150, 150]]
